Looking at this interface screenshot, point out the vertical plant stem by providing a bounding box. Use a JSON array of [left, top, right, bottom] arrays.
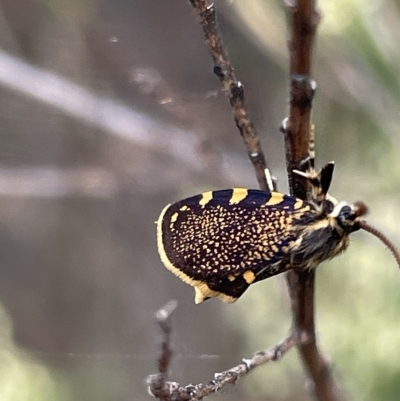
[[283, 1, 345, 400]]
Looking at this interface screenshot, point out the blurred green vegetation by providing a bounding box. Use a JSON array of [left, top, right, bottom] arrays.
[[0, 305, 72, 401]]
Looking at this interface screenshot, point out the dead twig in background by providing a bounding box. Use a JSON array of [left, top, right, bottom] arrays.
[[188, 0, 271, 191], [147, 300, 177, 401], [148, 301, 310, 401]]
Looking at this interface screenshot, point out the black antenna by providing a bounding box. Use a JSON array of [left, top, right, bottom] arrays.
[[359, 221, 400, 269]]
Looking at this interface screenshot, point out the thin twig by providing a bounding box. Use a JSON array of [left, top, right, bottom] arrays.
[[189, 0, 271, 191], [147, 300, 177, 401], [283, 1, 344, 400], [148, 311, 310, 401]]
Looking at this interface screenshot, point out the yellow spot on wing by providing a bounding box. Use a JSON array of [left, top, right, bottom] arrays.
[[228, 274, 235, 282], [170, 212, 178, 223], [266, 192, 285, 205], [199, 191, 213, 207], [243, 270, 256, 284], [229, 188, 248, 205], [180, 205, 189, 211]]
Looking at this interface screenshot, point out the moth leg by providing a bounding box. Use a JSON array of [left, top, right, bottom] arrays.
[[294, 124, 316, 172], [265, 167, 278, 192], [280, 120, 315, 171], [293, 162, 335, 205], [291, 126, 336, 205], [281, 120, 326, 203]]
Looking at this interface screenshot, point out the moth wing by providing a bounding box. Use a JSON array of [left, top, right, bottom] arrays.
[[157, 189, 307, 303]]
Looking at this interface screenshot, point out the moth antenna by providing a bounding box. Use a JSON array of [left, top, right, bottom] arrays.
[[359, 221, 400, 269]]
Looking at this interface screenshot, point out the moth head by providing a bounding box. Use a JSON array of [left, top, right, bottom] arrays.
[[329, 200, 368, 233], [294, 162, 400, 272], [330, 200, 400, 271]]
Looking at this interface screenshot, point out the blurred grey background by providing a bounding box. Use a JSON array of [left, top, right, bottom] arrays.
[[0, 0, 399, 400]]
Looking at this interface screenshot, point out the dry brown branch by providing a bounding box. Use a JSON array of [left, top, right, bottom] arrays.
[[188, 0, 271, 191], [283, 1, 345, 400], [147, 300, 177, 401], [149, 1, 346, 400], [148, 301, 310, 401]]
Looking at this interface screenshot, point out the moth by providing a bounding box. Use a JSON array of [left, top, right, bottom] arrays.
[[157, 162, 400, 303]]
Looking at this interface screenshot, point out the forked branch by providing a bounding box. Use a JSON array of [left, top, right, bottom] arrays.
[[147, 301, 310, 401]]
